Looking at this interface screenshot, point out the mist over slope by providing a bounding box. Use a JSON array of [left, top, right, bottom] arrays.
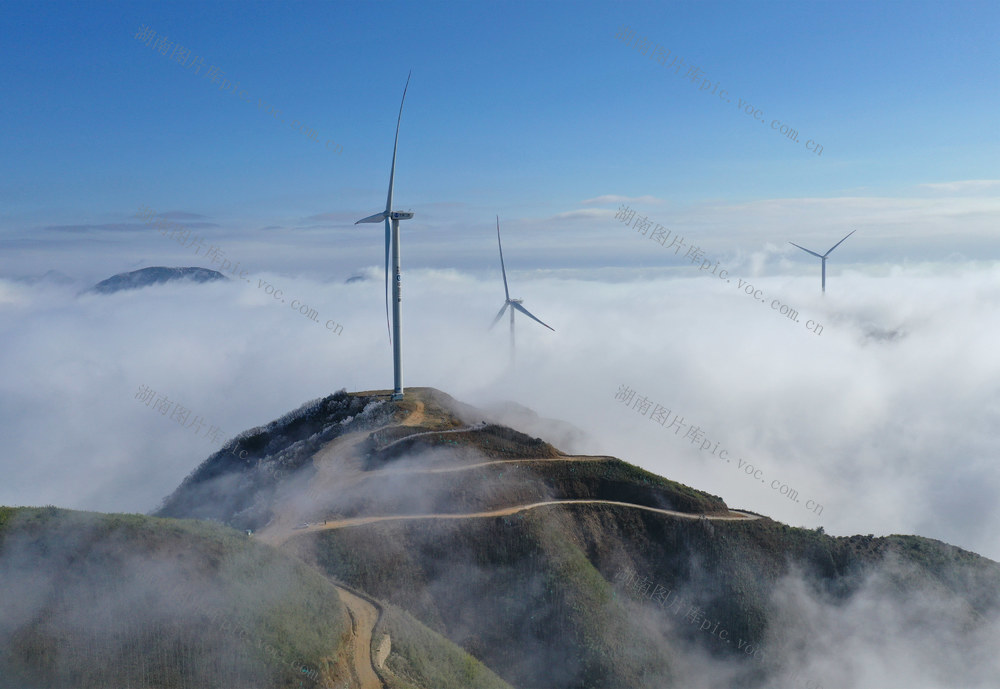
[[156, 390, 394, 530], [0, 505, 517, 689], [156, 387, 1000, 689], [0, 506, 349, 689], [2, 386, 997, 689], [3, 266, 999, 568]]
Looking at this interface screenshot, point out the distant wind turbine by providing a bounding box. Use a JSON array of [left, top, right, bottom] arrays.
[[356, 72, 414, 400], [490, 217, 554, 365], [789, 229, 856, 293]]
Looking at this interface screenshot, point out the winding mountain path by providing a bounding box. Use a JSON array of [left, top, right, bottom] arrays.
[[277, 499, 757, 541], [375, 422, 488, 452], [401, 400, 426, 426], [335, 587, 383, 689], [265, 401, 756, 689], [366, 454, 614, 477]]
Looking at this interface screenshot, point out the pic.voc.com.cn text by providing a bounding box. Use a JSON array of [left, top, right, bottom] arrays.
[[615, 383, 825, 519], [615, 25, 824, 157], [613, 204, 824, 336]]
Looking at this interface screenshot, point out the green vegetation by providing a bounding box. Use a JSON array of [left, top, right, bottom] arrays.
[[371, 423, 562, 466], [376, 604, 516, 689], [121, 385, 1000, 689], [0, 507, 348, 689], [304, 508, 677, 689], [531, 458, 727, 514], [312, 456, 726, 523], [298, 495, 1000, 689]]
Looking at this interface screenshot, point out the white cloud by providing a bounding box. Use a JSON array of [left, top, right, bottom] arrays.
[[918, 179, 1000, 194], [545, 208, 615, 221], [580, 195, 666, 205], [1, 259, 999, 566]]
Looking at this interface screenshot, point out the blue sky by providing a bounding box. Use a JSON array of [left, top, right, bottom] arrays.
[[4, 1, 1000, 567], [1, 0, 998, 278]]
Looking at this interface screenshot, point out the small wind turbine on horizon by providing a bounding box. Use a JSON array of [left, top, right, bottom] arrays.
[[355, 73, 414, 400], [789, 229, 856, 293], [490, 217, 554, 365]]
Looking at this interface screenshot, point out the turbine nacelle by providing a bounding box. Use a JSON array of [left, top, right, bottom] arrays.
[[391, 211, 414, 220]]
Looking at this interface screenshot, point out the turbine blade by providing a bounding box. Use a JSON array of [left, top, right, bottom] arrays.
[[384, 217, 392, 346], [496, 216, 510, 301], [385, 71, 411, 215], [511, 302, 554, 331], [823, 229, 856, 257], [789, 241, 823, 258], [490, 302, 509, 329], [356, 211, 388, 224]]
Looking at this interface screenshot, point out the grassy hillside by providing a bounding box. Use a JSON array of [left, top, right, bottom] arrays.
[[291, 456, 727, 527], [148, 387, 1000, 689], [375, 604, 517, 689], [0, 505, 523, 689], [289, 502, 1000, 689], [0, 506, 350, 689], [293, 506, 678, 689]]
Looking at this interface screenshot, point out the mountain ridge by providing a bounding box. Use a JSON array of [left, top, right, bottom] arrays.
[[87, 266, 228, 294], [4, 387, 997, 689], [156, 387, 1000, 689]]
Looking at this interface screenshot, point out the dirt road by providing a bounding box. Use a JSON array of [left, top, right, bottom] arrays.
[[262, 402, 755, 689], [365, 454, 613, 477], [279, 499, 757, 540], [401, 400, 425, 426], [374, 422, 487, 452], [334, 586, 383, 689]]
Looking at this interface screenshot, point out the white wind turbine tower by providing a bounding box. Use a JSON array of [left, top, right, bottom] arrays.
[[356, 73, 414, 400], [490, 217, 554, 365], [789, 229, 856, 293]]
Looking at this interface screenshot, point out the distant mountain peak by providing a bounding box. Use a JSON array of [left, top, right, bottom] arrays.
[[87, 266, 228, 294]]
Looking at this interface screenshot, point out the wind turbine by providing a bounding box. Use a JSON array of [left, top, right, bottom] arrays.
[[356, 73, 414, 400], [490, 217, 554, 365], [789, 229, 856, 293]]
